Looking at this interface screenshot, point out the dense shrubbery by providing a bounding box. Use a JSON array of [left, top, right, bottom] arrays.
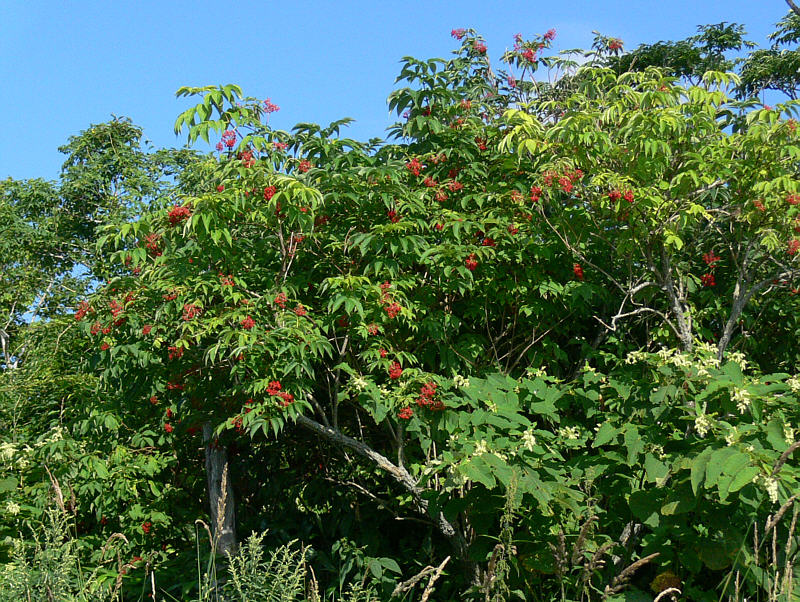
[[3, 9, 800, 601]]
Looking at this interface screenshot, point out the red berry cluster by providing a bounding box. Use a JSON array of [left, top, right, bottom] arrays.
[[267, 380, 294, 406], [263, 186, 277, 201], [221, 130, 236, 148], [542, 169, 583, 194], [398, 407, 414, 420], [241, 316, 255, 330], [167, 345, 183, 361], [451, 28, 466, 40], [472, 40, 487, 54], [379, 281, 402, 318], [700, 250, 722, 286], [298, 159, 311, 173], [702, 251, 721, 267], [787, 194, 800, 206], [608, 189, 634, 203], [182, 303, 200, 321], [466, 253, 478, 271], [144, 232, 162, 257], [416, 381, 444, 410], [167, 205, 192, 226], [406, 158, 423, 176], [387, 209, 401, 223], [789, 239, 800, 256], [75, 301, 92, 321], [573, 263, 584, 281], [294, 304, 307, 316], [263, 98, 280, 113], [274, 292, 287, 308], [141, 521, 152, 534], [239, 149, 255, 167], [389, 361, 403, 380]]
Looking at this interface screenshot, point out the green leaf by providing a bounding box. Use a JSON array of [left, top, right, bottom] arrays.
[[0, 477, 18, 493], [593, 422, 618, 448], [727, 466, 760, 494], [624, 425, 643, 466], [644, 453, 668, 483], [691, 447, 714, 494], [460, 458, 497, 489], [705, 447, 738, 489]]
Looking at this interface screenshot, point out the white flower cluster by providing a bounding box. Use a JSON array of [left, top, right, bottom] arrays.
[[558, 426, 581, 440], [351, 376, 368, 391], [727, 351, 748, 372], [787, 375, 800, 394], [526, 367, 548, 378], [522, 428, 537, 452], [725, 428, 738, 447], [484, 400, 498, 413], [625, 350, 649, 364], [453, 374, 470, 388], [754, 475, 780, 504], [0, 442, 16, 462], [4, 501, 19, 516], [785, 424, 795, 446], [650, 444, 666, 460], [731, 387, 751, 414], [473, 440, 488, 456], [695, 414, 712, 437]]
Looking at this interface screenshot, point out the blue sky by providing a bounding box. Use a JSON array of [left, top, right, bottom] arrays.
[[0, 1, 792, 181]]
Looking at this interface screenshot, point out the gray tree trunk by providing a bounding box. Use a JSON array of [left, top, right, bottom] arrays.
[[203, 422, 237, 557]]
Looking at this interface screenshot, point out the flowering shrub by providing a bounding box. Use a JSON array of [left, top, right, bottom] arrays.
[[83, 28, 800, 599]]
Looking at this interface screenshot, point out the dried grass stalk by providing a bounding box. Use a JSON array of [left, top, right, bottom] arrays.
[[765, 495, 799, 534], [572, 515, 597, 567], [603, 552, 659, 598], [781, 505, 799, 598], [420, 555, 450, 602], [770, 441, 800, 478]]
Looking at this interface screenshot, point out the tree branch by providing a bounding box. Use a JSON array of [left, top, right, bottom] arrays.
[[787, 0, 800, 18], [294, 414, 469, 559]]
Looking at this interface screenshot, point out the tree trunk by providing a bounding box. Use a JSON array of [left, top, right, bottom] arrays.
[[203, 422, 237, 556]]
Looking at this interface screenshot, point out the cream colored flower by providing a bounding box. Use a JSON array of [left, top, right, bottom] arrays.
[[695, 414, 712, 437], [0, 442, 16, 462], [522, 428, 537, 452], [558, 426, 581, 440], [732, 387, 751, 413], [4, 501, 20, 516], [765, 476, 779, 504], [453, 374, 470, 388]]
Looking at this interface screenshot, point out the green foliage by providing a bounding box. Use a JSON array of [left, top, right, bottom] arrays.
[[606, 23, 754, 83], [5, 17, 800, 602]]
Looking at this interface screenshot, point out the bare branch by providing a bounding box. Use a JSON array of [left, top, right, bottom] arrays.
[[294, 414, 468, 558], [788, 0, 800, 18]]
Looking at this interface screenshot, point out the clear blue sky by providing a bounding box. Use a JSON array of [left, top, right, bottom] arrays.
[[0, 1, 792, 181]]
